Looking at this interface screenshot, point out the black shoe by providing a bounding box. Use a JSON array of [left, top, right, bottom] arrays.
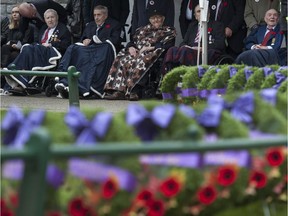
[[9, 86, 27, 96], [80, 93, 102, 100], [55, 83, 69, 99]]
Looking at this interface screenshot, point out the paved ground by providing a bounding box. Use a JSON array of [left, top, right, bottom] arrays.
[[0, 93, 140, 113]]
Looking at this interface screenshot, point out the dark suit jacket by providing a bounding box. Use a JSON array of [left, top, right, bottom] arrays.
[[131, 0, 175, 35], [179, 0, 199, 38], [81, 17, 122, 46], [180, 20, 226, 52], [83, 0, 130, 26], [20, 0, 67, 34], [209, 0, 247, 54], [38, 22, 71, 55], [244, 24, 283, 50]]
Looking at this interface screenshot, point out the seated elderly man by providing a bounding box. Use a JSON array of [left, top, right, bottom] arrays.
[[235, 9, 284, 67], [55, 5, 121, 99], [162, 4, 225, 74], [103, 9, 176, 101], [5, 9, 71, 96]]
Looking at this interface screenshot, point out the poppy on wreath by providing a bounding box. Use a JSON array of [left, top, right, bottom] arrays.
[[46, 211, 62, 216], [68, 197, 87, 216], [249, 170, 267, 189], [197, 185, 217, 205], [216, 165, 238, 186], [1, 209, 14, 216], [266, 147, 285, 167], [159, 177, 181, 198], [101, 177, 119, 199], [135, 189, 154, 205], [147, 199, 165, 216]]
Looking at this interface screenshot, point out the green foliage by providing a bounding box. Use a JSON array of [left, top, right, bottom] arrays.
[[208, 65, 244, 90], [261, 68, 287, 89], [197, 66, 219, 90], [253, 96, 287, 134], [276, 93, 288, 119], [277, 80, 287, 93]]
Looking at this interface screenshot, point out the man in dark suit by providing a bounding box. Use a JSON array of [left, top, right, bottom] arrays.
[[209, 0, 246, 59], [55, 5, 122, 99], [235, 9, 284, 66], [179, 0, 199, 38], [18, 0, 67, 38], [131, 0, 175, 36], [5, 9, 71, 96]]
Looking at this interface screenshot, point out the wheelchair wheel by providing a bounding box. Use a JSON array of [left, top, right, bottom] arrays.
[[45, 85, 52, 97]]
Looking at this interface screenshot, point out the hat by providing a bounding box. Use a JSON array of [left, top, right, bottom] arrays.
[[148, 9, 165, 18]]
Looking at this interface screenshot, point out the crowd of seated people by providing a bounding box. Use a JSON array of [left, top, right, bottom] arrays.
[[1, 0, 287, 100]]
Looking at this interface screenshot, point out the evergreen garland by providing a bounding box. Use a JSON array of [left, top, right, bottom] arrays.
[[261, 68, 287, 89], [197, 66, 220, 90], [277, 80, 287, 93]]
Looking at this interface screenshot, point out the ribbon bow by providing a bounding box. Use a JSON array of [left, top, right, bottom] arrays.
[[262, 67, 273, 77], [229, 92, 254, 124], [1, 106, 45, 148], [197, 96, 225, 127], [260, 88, 277, 106], [273, 72, 286, 89], [229, 66, 238, 78], [179, 104, 196, 118], [65, 107, 112, 145], [198, 66, 206, 78], [126, 103, 176, 141], [244, 67, 253, 81]]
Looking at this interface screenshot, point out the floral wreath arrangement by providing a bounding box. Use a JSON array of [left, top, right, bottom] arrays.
[[161, 65, 287, 104], [1, 89, 287, 216]]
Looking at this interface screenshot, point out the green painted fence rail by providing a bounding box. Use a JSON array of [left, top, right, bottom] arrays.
[[1, 128, 287, 216], [0, 66, 81, 107]]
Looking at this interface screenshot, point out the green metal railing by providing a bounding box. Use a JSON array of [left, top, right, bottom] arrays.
[[1, 128, 287, 216], [0, 66, 80, 107]]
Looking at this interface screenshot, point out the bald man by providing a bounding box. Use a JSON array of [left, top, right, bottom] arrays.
[[18, 0, 67, 37]]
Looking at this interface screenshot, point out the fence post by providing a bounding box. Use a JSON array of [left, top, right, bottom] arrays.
[[67, 66, 80, 107], [16, 128, 51, 216]]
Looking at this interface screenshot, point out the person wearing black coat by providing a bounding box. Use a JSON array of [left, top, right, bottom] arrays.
[[131, 0, 175, 36], [179, 0, 199, 38], [18, 0, 67, 39], [208, 0, 247, 58]]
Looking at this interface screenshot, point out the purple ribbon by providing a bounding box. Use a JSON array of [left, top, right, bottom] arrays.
[[229, 66, 238, 78], [65, 107, 112, 145], [162, 92, 173, 100], [69, 159, 136, 192], [273, 72, 286, 89], [244, 67, 253, 81], [1, 106, 45, 148], [2, 161, 64, 188], [139, 153, 202, 168], [179, 104, 196, 118], [198, 66, 206, 77], [203, 150, 251, 167], [198, 89, 210, 98], [181, 88, 198, 97], [197, 96, 225, 127], [260, 88, 277, 106], [126, 103, 176, 141], [230, 92, 254, 124], [263, 67, 273, 77]]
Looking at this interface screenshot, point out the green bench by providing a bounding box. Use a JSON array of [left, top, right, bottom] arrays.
[[0, 66, 81, 107]]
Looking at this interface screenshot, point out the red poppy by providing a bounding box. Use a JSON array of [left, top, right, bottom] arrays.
[[159, 177, 181, 198], [249, 170, 267, 189], [135, 189, 154, 205], [223, 1, 228, 6], [197, 185, 217, 205], [101, 177, 118, 199], [266, 148, 285, 167], [9, 193, 18, 208], [105, 24, 111, 29], [216, 166, 237, 186], [1, 209, 14, 216], [0, 198, 6, 210], [46, 211, 62, 216], [147, 200, 165, 216], [68, 198, 86, 216], [208, 28, 213, 33]]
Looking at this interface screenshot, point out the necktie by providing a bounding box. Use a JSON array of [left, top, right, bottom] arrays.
[[41, 28, 50, 43], [217, 1, 224, 21], [194, 27, 200, 43], [261, 28, 273, 46], [189, 0, 193, 10]]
